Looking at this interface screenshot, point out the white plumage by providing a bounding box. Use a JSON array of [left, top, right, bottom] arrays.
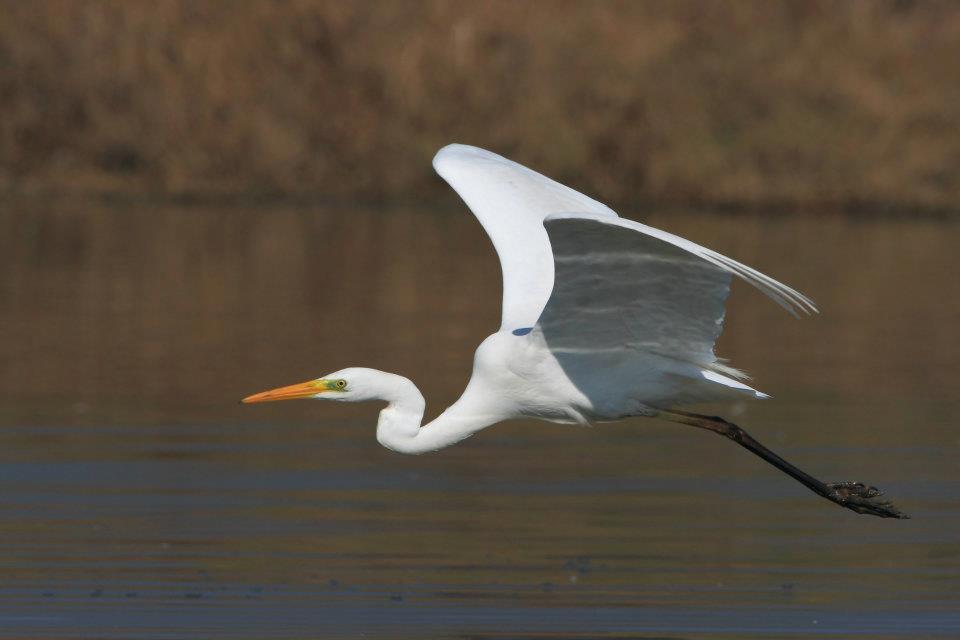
[[432, 144, 813, 415], [243, 144, 907, 519]]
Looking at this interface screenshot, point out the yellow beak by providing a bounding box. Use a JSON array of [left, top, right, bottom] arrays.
[[242, 379, 330, 404]]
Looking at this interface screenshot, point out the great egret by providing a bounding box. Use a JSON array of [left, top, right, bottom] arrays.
[[244, 144, 906, 519]]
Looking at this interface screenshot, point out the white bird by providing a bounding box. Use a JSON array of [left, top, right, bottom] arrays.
[[244, 144, 906, 519]]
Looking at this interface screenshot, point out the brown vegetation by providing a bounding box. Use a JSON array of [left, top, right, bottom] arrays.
[[2, 1, 959, 210]]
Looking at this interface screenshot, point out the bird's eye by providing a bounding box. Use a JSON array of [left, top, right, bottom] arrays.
[[335, 379, 347, 389]]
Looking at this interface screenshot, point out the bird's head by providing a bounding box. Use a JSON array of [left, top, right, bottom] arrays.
[[241, 367, 387, 404]]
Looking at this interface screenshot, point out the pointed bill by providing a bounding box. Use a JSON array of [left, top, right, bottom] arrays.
[[242, 379, 332, 403]]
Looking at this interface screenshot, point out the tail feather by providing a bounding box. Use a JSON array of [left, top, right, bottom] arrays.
[[706, 358, 750, 381], [701, 369, 770, 400]]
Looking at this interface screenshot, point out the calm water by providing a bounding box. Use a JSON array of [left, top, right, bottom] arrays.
[[0, 200, 957, 638]]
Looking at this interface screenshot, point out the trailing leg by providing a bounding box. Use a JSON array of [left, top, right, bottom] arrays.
[[655, 409, 908, 519]]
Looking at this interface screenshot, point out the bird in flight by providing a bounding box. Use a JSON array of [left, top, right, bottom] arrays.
[[243, 144, 906, 519]]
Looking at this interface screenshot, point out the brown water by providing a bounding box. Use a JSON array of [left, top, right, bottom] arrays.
[[0, 200, 957, 638]]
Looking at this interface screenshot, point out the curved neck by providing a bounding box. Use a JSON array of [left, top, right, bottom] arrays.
[[374, 375, 500, 454]]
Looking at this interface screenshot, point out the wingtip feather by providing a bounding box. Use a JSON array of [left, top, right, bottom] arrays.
[[433, 143, 501, 173], [707, 251, 818, 318]]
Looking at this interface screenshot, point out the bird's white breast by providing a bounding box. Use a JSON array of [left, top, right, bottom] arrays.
[[468, 331, 594, 425]]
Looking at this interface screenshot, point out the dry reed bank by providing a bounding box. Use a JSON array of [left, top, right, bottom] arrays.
[[1, 1, 959, 211]]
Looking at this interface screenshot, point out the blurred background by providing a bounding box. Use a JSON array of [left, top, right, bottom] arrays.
[[0, 2, 958, 639], [3, 1, 960, 208]]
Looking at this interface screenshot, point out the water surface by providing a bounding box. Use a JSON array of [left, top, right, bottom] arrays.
[[0, 201, 957, 638]]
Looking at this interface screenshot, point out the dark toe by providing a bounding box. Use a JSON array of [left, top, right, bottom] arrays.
[[827, 481, 909, 519]]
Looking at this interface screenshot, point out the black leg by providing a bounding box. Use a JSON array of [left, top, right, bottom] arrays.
[[655, 410, 908, 519]]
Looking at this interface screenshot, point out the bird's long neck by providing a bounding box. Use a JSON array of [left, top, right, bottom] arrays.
[[374, 374, 500, 454]]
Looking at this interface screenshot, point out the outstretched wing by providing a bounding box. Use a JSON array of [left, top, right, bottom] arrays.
[[433, 143, 816, 369], [539, 212, 817, 373], [433, 144, 618, 330]]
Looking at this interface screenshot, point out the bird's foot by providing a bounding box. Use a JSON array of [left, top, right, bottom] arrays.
[[826, 481, 909, 519]]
